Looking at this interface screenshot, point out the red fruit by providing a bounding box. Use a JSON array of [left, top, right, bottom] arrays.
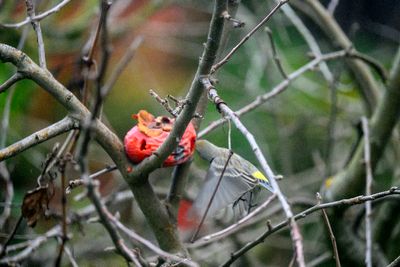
[[124, 110, 196, 167], [177, 199, 197, 230]]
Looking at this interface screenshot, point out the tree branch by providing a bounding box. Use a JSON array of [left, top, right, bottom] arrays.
[[25, 0, 47, 69], [291, 0, 381, 115], [0, 73, 24, 94], [220, 187, 400, 267], [126, 0, 228, 186], [199, 50, 348, 137], [325, 46, 400, 201], [0, 116, 77, 161], [0, 0, 72, 28], [202, 78, 305, 267], [211, 0, 288, 73]]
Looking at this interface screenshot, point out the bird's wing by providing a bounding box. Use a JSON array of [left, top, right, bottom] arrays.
[[189, 156, 255, 220]]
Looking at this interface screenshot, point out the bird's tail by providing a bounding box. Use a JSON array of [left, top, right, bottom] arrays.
[[259, 179, 274, 193]]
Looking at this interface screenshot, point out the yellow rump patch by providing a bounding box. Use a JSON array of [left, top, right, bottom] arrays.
[[325, 176, 334, 188], [252, 171, 268, 182]]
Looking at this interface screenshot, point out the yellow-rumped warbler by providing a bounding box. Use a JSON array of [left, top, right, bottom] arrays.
[[190, 139, 274, 220]]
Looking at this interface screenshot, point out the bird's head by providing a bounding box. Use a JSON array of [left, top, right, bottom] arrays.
[[195, 139, 219, 162]]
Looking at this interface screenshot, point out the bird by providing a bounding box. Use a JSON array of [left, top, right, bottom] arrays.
[[189, 139, 274, 221]]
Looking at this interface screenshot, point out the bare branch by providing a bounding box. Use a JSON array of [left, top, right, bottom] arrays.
[[25, 0, 47, 68], [63, 246, 79, 267], [149, 89, 183, 117], [84, 177, 142, 264], [199, 49, 348, 137], [0, 84, 16, 228], [316, 193, 341, 267], [201, 78, 305, 267], [66, 165, 117, 194], [108, 211, 199, 267], [293, 0, 381, 115], [325, 45, 400, 201], [101, 36, 143, 100], [349, 51, 388, 82], [0, 225, 61, 264], [0, 73, 24, 94], [211, 0, 289, 73], [280, 3, 334, 83], [166, 0, 241, 222], [327, 0, 340, 14], [265, 27, 287, 79], [220, 187, 400, 267], [0, 163, 13, 228], [0, 0, 72, 28], [221, 10, 244, 28], [54, 156, 69, 267], [387, 255, 400, 267], [0, 116, 77, 161], [361, 117, 373, 267], [191, 193, 277, 247], [126, 0, 228, 186]]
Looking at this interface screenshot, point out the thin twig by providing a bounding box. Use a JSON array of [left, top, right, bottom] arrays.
[[54, 156, 69, 267], [316, 193, 341, 267], [101, 36, 143, 100], [108, 211, 199, 267], [0, 215, 23, 258], [324, 73, 339, 177], [0, 26, 29, 229], [198, 50, 348, 138], [219, 187, 400, 267], [98, 36, 143, 119], [163, 0, 234, 217], [66, 165, 117, 194], [350, 50, 388, 82], [0, 225, 62, 264], [74, 1, 141, 263], [0, 116, 77, 161], [387, 255, 400, 267], [265, 27, 287, 79], [81, 4, 104, 106], [0, 0, 227, 254], [298, 0, 380, 114], [221, 10, 245, 28], [280, 3, 333, 83], [126, 0, 228, 187], [190, 150, 234, 242], [0, 87, 16, 228], [25, 0, 47, 68], [201, 78, 305, 267], [0, 0, 72, 28], [211, 0, 289, 73], [0, 73, 24, 94], [94, 0, 113, 119], [308, 252, 333, 267], [80, 161, 140, 264], [361, 117, 373, 267], [192, 193, 277, 246], [63, 246, 79, 267], [327, 0, 340, 14], [288, 251, 297, 267], [0, 163, 13, 229], [149, 89, 180, 117]]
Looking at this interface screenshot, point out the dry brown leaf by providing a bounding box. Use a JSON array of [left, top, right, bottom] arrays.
[[21, 185, 53, 227], [132, 110, 175, 137]]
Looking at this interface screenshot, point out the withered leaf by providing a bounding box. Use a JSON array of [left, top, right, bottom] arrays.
[[21, 185, 53, 227], [133, 110, 175, 137]]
